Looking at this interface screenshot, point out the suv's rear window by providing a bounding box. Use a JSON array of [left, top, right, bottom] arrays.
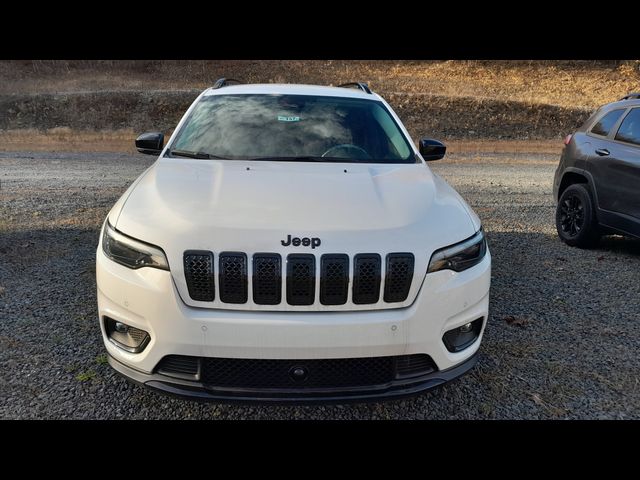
[[590, 109, 625, 137], [615, 108, 640, 146], [168, 94, 415, 163]]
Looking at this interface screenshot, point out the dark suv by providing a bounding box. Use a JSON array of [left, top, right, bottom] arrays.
[[554, 93, 640, 247]]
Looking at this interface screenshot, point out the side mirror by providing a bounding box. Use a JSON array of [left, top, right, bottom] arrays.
[[135, 132, 164, 155], [419, 138, 446, 161]]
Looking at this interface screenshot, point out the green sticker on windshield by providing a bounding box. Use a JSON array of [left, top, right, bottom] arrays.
[[277, 115, 300, 122]]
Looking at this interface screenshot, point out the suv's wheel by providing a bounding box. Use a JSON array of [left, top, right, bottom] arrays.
[[556, 183, 600, 247]]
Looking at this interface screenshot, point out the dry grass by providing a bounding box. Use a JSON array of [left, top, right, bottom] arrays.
[[445, 139, 561, 155], [0, 128, 561, 159], [1, 60, 638, 109], [0, 128, 138, 152]]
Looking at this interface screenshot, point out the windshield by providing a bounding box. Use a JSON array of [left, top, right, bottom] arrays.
[[167, 94, 415, 163]]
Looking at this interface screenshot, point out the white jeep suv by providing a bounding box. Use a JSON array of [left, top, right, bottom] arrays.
[[96, 79, 491, 402]]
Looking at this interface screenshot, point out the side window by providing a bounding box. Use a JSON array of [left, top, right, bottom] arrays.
[[614, 108, 640, 146], [590, 109, 625, 137]]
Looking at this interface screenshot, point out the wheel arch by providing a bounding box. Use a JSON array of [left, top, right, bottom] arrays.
[[557, 167, 599, 208]]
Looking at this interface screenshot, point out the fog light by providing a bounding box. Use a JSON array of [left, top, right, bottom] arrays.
[[443, 318, 483, 353], [114, 322, 128, 333], [104, 316, 150, 353], [459, 322, 473, 333]]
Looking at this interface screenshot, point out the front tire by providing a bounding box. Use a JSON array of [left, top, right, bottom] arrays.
[[556, 183, 600, 248]]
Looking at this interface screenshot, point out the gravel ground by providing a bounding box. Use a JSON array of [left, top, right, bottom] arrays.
[[1, 149, 639, 419]]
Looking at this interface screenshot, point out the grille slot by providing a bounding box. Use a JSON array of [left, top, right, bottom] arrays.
[[183, 251, 215, 301], [395, 354, 437, 379], [219, 252, 248, 304], [253, 253, 282, 305], [384, 253, 414, 303], [286, 254, 316, 306], [320, 254, 349, 305], [156, 355, 200, 380], [201, 356, 396, 389], [352, 254, 382, 304]]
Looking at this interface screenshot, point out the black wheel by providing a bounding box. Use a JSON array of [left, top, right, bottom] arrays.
[[556, 183, 600, 248]]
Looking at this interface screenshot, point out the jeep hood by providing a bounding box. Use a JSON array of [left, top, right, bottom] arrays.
[[113, 158, 479, 311]]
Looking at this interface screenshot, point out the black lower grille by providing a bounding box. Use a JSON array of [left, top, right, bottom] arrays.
[[395, 354, 437, 378], [184, 251, 215, 301], [253, 254, 282, 305], [154, 354, 439, 390], [156, 355, 200, 380], [286, 254, 316, 306], [219, 252, 248, 304], [384, 253, 414, 303], [353, 254, 382, 304], [320, 254, 349, 305], [201, 356, 394, 389]]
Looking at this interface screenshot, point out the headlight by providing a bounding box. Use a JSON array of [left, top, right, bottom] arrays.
[[427, 229, 487, 273], [102, 220, 169, 270]]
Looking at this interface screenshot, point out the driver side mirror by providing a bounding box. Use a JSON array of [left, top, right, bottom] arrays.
[[419, 138, 446, 161], [135, 132, 164, 155]]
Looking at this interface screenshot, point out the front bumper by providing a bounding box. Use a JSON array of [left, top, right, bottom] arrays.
[[97, 246, 491, 402], [108, 350, 478, 403]]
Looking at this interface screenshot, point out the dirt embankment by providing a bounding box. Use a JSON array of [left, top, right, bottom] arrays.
[[2, 60, 637, 144], [0, 89, 592, 141]]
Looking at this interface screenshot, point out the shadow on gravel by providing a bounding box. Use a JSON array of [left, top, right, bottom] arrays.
[[598, 234, 640, 255], [477, 230, 640, 418], [0, 226, 100, 343], [0, 226, 99, 270], [486, 230, 640, 316]]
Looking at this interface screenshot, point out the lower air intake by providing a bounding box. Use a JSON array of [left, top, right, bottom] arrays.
[[156, 355, 200, 380], [395, 354, 437, 378], [156, 354, 439, 390], [201, 356, 395, 389]]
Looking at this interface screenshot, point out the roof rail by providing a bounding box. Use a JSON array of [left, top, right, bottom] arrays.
[[337, 82, 372, 94], [620, 92, 640, 101], [212, 78, 243, 89]]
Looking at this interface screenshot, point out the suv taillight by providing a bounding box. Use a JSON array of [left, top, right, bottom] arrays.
[[563, 134, 573, 146]]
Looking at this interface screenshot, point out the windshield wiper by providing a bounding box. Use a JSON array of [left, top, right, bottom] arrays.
[[248, 156, 352, 162], [169, 151, 367, 162], [168, 149, 225, 159]]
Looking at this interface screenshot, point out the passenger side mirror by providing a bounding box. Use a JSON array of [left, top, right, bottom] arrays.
[[135, 132, 164, 155], [419, 138, 446, 161]]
